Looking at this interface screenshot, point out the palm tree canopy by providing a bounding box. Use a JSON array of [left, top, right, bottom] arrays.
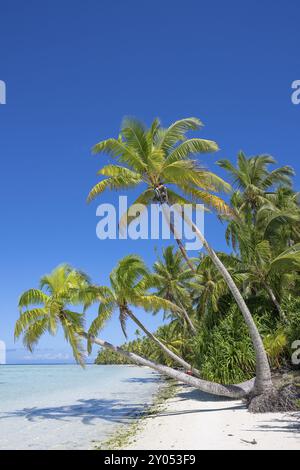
[[87, 117, 232, 226], [151, 246, 195, 313], [218, 152, 294, 192], [16, 264, 90, 365], [86, 254, 182, 349]]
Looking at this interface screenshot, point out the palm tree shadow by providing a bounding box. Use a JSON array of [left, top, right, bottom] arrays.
[[143, 386, 246, 418], [248, 415, 300, 435], [177, 386, 241, 403], [0, 398, 147, 425], [122, 377, 161, 384]]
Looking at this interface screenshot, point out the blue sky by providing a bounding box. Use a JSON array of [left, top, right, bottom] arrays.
[[0, 0, 300, 363]]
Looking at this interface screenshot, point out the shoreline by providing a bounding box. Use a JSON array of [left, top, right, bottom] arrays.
[[95, 378, 176, 450], [97, 382, 300, 450]]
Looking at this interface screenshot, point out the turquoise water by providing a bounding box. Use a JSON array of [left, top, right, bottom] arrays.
[[0, 365, 161, 449]]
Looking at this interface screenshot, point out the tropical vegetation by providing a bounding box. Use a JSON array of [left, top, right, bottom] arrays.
[[15, 117, 300, 412]]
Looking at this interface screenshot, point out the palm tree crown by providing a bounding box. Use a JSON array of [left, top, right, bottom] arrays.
[[86, 254, 181, 346], [88, 117, 231, 224], [15, 264, 89, 365]]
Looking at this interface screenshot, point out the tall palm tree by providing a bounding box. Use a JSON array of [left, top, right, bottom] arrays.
[[87, 117, 273, 395], [88, 117, 230, 271], [16, 264, 255, 399], [151, 246, 197, 333], [85, 255, 201, 375]]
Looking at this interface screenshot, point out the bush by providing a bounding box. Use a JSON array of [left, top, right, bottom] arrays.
[[192, 306, 256, 383]]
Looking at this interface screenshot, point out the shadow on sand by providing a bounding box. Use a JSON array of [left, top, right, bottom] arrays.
[[151, 386, 300, 436], [246, 415, 300, 436]]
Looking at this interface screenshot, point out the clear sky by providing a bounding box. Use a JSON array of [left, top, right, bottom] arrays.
[[1, 0, 300, 363]]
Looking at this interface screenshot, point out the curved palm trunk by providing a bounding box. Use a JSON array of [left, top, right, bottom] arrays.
[[175, 298, 197, 335], [264, 284, 288, 323], [177, 206, 273, 395], [161, 205, 198, 334], [86, 333, 255, 399], [126, 308, 200, 377], [168, 219, 196, 273]]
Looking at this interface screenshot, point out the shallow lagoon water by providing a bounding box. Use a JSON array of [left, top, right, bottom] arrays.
[[0, 364, 161, 449]]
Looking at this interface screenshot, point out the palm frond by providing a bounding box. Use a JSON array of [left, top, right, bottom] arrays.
[[178, 185, 232, 215], [92, 138, 147, 172], [18, 289, 49, 309], [14, 308, 47, 339], [87, 174, 141, 202], [121, 117, 149, 162], [158, 117, 202, 150], [165, 138, 219, 165]]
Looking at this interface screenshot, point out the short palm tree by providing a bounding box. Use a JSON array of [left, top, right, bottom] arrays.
[[151, 246, 197, 333], [87, 117, 274, 396], [85, 254, 200, 375], [192, 253, 245, 317], [15, 264, 89, 365]]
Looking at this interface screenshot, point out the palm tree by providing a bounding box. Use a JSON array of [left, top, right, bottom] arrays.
[[192, 253, 244, 317], [149, 324, 187, 367], [16, 264, 255, 399], [87, 117, 273, 396], [218, 152, 294, 219], [15, 264, 89, 365], [256, 188, 300, 251], [85, 255, 201, 375], [239, 240, 300, 322], [88, 117, 230, 272], [151, 246, 197, 334]]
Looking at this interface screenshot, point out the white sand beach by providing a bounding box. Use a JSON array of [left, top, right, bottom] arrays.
[[126, 385, 300, 450]]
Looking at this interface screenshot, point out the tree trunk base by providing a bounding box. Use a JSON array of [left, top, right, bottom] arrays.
[[246, 384, 300, 413]]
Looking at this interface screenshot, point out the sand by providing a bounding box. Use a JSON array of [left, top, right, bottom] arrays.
[[126, 385, 300, 450]]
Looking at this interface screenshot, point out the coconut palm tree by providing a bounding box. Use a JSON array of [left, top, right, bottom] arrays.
[[149, 324, 188, 367], [87, 117, 273, 396], [218, 152, 294, 220], [15, 264, 89, 365], [88, 117, 230, 272], [239, 240, 300, 322], [192, 253, 245, 317], [151, 246, 197, 333], [16, 264, 255, 399], [256, 188, 300, 252], [84, 254, 201, 375]]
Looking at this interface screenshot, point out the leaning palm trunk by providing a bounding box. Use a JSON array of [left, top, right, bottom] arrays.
[[264, 284, 288, 323], [168, 219, 196, 273], [85, 333, 255, 399], [176, 206, 273, 395], [126, 308, 200, 377], [175, 298, 197, 335], [161, 205, 198, 334]]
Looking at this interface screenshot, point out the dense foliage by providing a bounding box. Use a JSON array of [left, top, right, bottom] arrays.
[[96, 153, 300, 383]]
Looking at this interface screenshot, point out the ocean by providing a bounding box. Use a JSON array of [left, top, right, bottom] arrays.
[[0, 364, 161, 450]]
